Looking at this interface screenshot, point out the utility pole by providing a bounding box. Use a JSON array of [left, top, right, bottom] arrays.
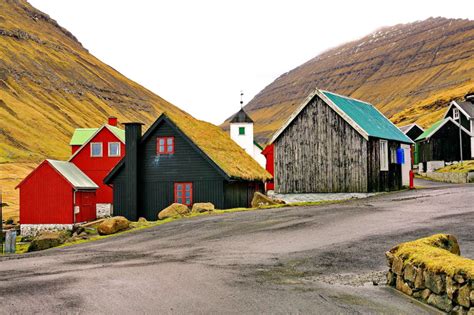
[[454, 108, 463, 165], [0, 189, 3, 254]]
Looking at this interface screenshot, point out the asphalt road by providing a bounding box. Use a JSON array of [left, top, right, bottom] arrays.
[[1, 180, 473, 314]]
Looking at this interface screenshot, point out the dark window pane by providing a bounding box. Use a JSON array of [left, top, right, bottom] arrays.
[[186, 198, 190, 204], [167, 145, 173, 152]]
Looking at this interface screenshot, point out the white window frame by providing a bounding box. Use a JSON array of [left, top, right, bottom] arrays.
[[90, 142, 103, 157], [453, 108, 460, 121], [380, 140, 389, 171], [108, 142, 121, 157]]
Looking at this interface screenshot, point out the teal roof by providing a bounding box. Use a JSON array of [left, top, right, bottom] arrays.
[[322, 91, 413, 143], [69, 125, 125, 146]]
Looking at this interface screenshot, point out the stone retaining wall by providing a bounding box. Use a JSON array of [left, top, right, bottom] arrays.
[[386, 235, 474, 314], [20, 224, 73, 237], [419, 171, 474, 184]]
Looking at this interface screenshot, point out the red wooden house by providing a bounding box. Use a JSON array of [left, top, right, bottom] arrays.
[[16, 160, 98, 236], [69, 117, 125, 217]]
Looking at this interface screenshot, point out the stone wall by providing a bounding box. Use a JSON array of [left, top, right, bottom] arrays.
[[20, 224, 73, 237], [386, 235, 474, 314], [419, 171, 473, 184]]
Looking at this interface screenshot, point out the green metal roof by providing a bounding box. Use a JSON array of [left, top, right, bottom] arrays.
[[69, 128, 97, 145], [322, 91, 413, 143], [69, 125, 125, 146], [415, 118, 447, 142]]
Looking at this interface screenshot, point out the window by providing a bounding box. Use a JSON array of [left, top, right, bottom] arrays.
[[239, 127, 245, 135], [174, 183, 192, 206], [380, 140, 389, 171], [453, 108, 460, 121], [390, 147, 397, 164], [108, 142, 121, 157], [157, 137, 174, 154], [91, 142, 103, 157]]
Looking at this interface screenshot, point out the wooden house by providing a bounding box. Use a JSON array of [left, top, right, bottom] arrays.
[[415, 117, 472, 170], [69, 117, 125, 217], [16, 160, 98, 236], [443, 93, 474, 159], [104, 113, 271, 221], [268, 89, 413, 193]]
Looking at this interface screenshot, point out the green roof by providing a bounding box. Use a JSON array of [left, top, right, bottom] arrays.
[[415, 118, 456, 142], [69, 125, 125, 146], [322, 91, 413, 143]]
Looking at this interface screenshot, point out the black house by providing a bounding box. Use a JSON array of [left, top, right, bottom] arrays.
[[105, 114, 271, 221]]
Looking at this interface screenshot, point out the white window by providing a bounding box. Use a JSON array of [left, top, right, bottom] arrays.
[[380, 140, 389, 171], [91, 142, 103, 157], [453, 108, 460, 121], [108, 142, 121, 157]]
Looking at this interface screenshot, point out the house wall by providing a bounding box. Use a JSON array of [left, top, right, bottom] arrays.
[[224, 181, 263, 209], [417, 120, 471, 163], [274, 95, 369, 193], [70, 127, 125, 204], [19, 162, 74, 224], [367, 138, 403, 192], [446, 106, 471, 131], [230, 122, 254, 157], [406, 126, 424, 141], [262, 144, 275, 190]]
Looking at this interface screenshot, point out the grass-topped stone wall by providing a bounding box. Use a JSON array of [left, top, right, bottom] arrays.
[[386, 234, 474, 313]]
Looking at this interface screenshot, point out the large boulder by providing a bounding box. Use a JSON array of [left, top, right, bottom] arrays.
[[97, 216, 130, 235], [158, 203, 190, 220], [251, 192, 285, 208], [28, 231, 67, 252], [191, 202, 215, 213]]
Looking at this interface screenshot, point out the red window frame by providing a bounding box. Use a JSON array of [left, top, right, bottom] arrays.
[[174, 182, 193, 206], [157, 137, 175, 154]]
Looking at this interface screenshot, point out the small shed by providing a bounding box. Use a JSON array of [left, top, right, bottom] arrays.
[[16, 159, 98, 235], [269, 89, 413, 193]]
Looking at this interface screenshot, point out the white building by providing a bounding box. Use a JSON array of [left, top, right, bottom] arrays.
[[229, 108, 266, 167]]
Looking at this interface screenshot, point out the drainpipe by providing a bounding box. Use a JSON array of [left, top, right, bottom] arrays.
[[73, 189, 77, 225]]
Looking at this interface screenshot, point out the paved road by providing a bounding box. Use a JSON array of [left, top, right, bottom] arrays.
[[1, 183, 473, 314]]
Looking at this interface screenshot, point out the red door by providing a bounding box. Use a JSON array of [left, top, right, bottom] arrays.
[[75, 191, 97, 223], [174, 183, 193, 206]]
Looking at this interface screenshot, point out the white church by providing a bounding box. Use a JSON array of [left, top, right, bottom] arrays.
[[229, 108, 266, 168]]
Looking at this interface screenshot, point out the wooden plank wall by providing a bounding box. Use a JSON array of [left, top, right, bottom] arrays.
[[367, 139, 402, 192], [274, 96, 368, 193]]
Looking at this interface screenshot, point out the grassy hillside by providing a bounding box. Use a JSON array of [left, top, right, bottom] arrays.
[[222, 17, 474, 144]]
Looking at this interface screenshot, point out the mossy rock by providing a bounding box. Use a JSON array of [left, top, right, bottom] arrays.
[[97, 216, 130, 235], [28, 231, 67, 252], [158, 203, 190, 220]]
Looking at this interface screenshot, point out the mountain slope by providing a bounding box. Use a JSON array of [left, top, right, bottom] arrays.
[[0, 0, 191, 163], [223, 17, 474, 145]]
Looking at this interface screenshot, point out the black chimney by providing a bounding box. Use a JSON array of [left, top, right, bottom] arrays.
[[465, 93, 474, 104], [123, 122, 143, 221]]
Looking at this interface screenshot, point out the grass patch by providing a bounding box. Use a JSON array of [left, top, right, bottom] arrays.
[[390, 234, 474, 277], [436, 160, 474, 173]]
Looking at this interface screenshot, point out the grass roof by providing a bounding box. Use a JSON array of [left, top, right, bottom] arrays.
[[390, 234, 474, 278], [163, 112, 271, 181]]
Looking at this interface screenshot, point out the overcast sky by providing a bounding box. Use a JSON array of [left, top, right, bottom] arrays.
[[29, 0, 474, 125]]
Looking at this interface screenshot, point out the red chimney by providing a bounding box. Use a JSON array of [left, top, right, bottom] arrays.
[[108, 117, 118, 126]]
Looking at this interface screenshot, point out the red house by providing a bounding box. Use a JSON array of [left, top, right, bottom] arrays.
[[16, 160, 98, 236], [261, 144, 274, 190], [69, 117, 125, 217]]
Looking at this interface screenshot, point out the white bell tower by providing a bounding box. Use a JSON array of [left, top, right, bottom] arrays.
[[230, 92, 254, 156]]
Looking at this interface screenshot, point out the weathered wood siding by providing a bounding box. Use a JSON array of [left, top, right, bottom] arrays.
[[224, 181, 263, 209], [274, 96, 368, 193], [367, 138, 402, 192]]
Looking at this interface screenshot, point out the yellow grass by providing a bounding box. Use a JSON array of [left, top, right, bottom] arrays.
[[436, 160, 474, 173], [391, 234, 474, 277], [0, 162, 37, 222]]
